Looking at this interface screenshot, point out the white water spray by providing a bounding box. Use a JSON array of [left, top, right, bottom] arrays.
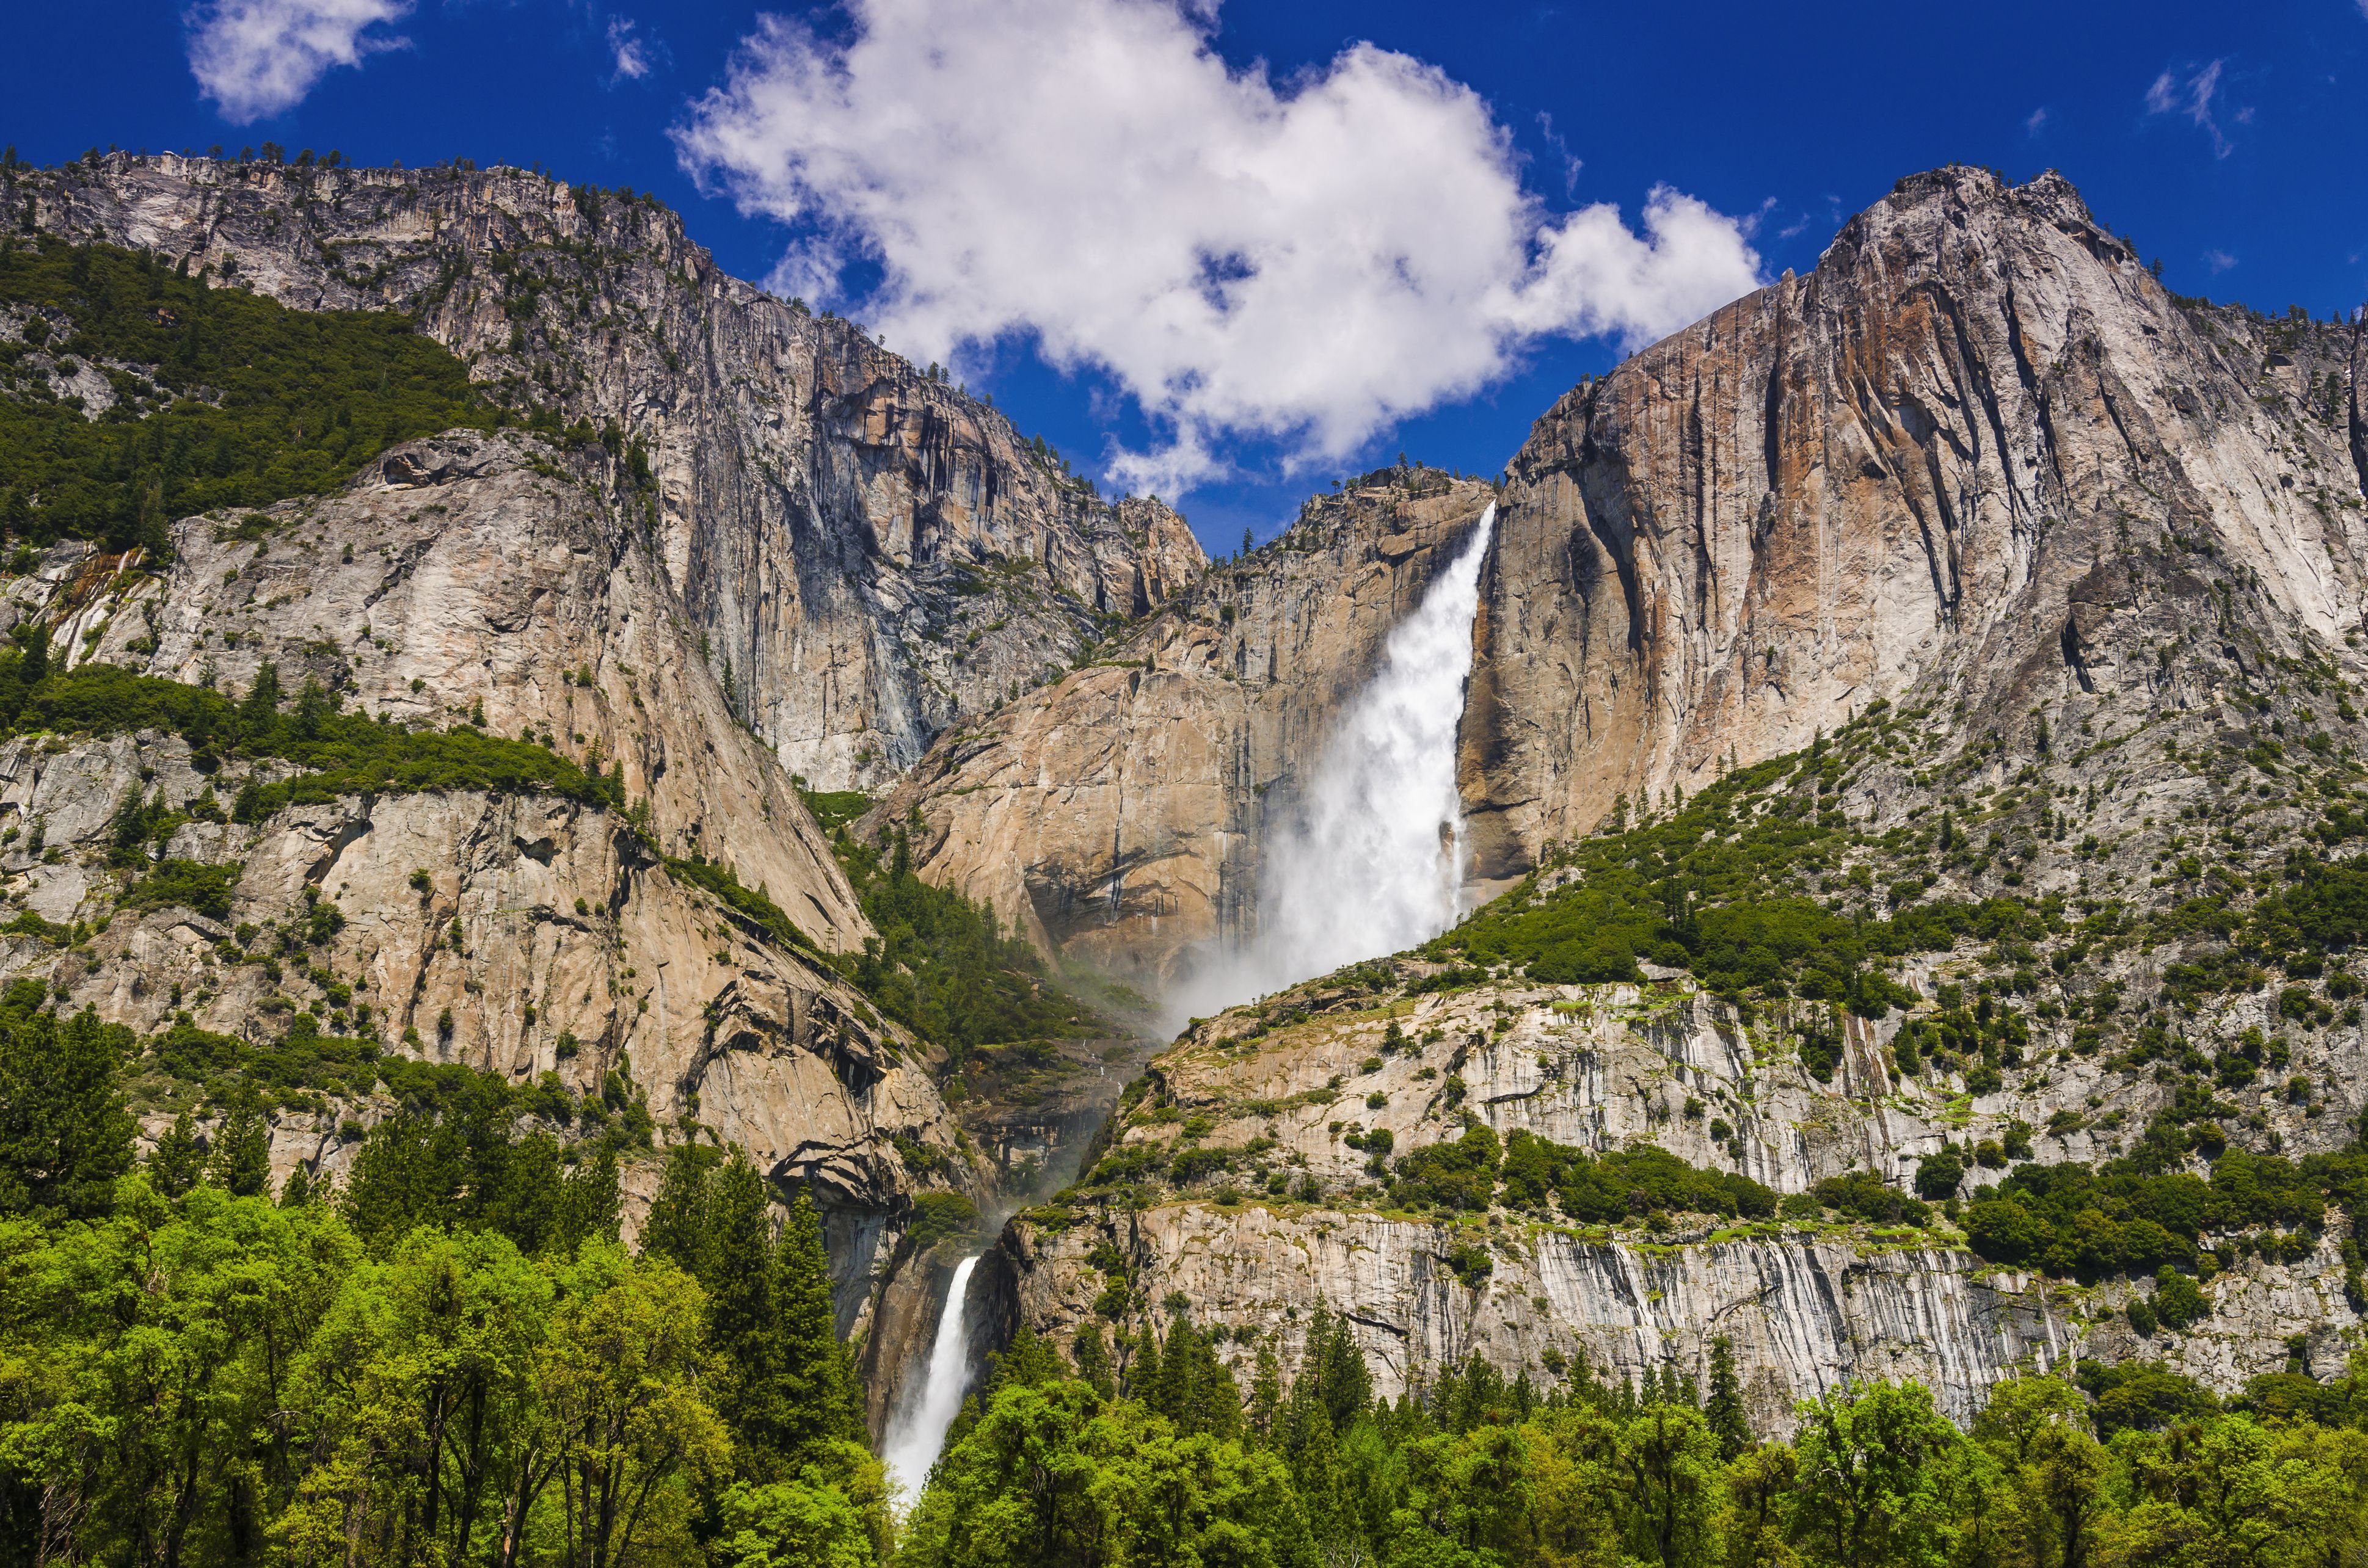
[[881, 1254, 981, 1507], [1174, 506, 1494, 1021]]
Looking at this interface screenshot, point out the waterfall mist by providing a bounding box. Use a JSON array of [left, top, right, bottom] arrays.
[[1168, 506, 1493, 1026], [880, 1253, 981, 1508]]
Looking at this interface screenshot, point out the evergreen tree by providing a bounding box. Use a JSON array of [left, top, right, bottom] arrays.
[[1072, 1322, 1116, 1399], [205, 1099, 271, 1197], [238, 658, 283, 733], [1707, 1336, 1752, 1460], [147, 1110, 202, 1199], [0, 1001, 135, 1220], [641, 1140, 726, 1276], [1248, 1340, 1282, 1442], [773, 1185, 867, 1461], [13, 623, 46, 686]]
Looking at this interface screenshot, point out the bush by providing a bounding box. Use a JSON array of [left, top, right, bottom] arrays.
[[2152, 1265, 2207, 1330], [664, 854, 815, 954], [1913, 1144, 1965, 1200], [1394, 1126, 1777, 1222], [1808, 1170, 1930, 1226], [118, 858, 239, 919]]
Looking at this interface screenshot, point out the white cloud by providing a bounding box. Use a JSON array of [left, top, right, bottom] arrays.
[[2146, 59, 2232, 157], [607, 16, 651, 82], [674, 0, 1761, 495], [2025, 106, 2048, 136], [185, 0, 412, 123], [2205, 249, 2238, 274]]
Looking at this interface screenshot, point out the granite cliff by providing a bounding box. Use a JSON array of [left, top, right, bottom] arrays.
[[10, 152, 1206, 793]]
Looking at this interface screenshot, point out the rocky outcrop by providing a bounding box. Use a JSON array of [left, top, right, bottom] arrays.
[[15, 154, 1206, 791], [990, 966, 2368, 1428], [1462, 165, 2368, 876], [0, 431, 978, 1354], [873, 471, 1495, 990]]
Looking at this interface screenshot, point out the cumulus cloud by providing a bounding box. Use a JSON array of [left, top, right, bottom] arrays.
[[674, 0, 1761, 494], [185, 0, 412, 123], [2146, 59, 2232, 157]]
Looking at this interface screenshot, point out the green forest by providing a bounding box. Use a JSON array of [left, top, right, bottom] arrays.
[[0, 236, 492, 553]]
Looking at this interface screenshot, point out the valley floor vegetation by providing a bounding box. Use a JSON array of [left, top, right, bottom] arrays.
[[6, 967, 2367, 1568]]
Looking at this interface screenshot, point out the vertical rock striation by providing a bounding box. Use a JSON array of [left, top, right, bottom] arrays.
[[1465, 166, 2368, 876]]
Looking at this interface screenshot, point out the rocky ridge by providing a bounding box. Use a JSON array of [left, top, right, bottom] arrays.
[[1461, 165, 2368, 876], [10, 152, 1206, 791]]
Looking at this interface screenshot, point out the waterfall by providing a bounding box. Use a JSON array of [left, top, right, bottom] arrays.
[[881, 1254, 981, 1506], [1172, 505, 1494, 1022]]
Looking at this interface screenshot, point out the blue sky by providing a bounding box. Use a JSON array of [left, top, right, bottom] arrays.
[[11, 0, 2368, 551]]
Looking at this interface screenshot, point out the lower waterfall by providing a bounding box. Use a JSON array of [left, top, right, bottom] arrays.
[[881, 1253, 981, 1506], [1174, 504, 1494, 1022]]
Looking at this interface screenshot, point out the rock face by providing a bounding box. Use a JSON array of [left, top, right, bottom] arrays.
[[0, 431, 980, 1365], [1462, 166, 2368, 877], [15, 154, 1206, 792], [989, 969, 2366, 1432], [875, 472, 1496, 991]]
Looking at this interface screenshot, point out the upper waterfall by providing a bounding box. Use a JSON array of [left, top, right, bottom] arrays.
[[1172, 504, 1494, 1020]]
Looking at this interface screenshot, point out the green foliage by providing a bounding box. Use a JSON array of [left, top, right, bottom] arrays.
[[664, 853, 816, 953], [0, 983, 134, 1219], [0, 1188, 845, 1568], [1429, 732, 2037, 1011], [906, 1334, 2368, 1568], [340, 1070, 620, 1258], [832, 826, 1102, 1058], [3, 660, 624, 818], [1962, 1139, 2360, 1279], [0, 238, 489, 552], [118, 856, 239, 918], [639, 1144, 867, 1476], [1391, 1125, 1780, 1222]]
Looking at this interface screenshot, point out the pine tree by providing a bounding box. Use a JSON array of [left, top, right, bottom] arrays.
[[1072, 1322, 1116, 1399], [1707, 1335, 1752, 1461], [148, 1110, 202, 1198], [639, 1141, 724, 1277], [0, 1004, 134, 1219], [1248, 1339, 1282, 1441], [205, 1100, 271, 1197], [552, 1146, 620, 1252], [774, 1185, 866, 1460], [14, 623, 46, 685], [238, 659, 283, 732], [278, 1163, 312, 1207]]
